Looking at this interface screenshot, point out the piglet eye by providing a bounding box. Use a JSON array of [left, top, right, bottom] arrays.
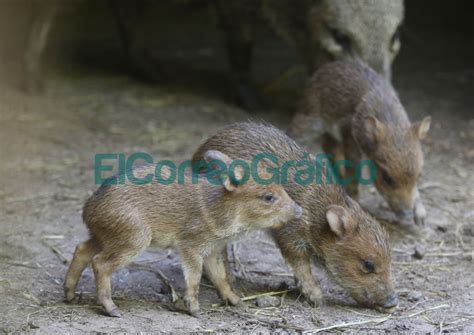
[[263, 192, 276, 203], [381, 170, 395, 187], [362, 260, 375, 273]]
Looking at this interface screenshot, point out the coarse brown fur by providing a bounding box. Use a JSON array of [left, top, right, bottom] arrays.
[[262, 0, 404, 79], [192, 122, 398, 311], [213, 0, 404, 109], [64, 150, 302, 317], [290, 60, 431, 226]]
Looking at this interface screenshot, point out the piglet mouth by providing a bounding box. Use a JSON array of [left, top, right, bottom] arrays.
[[358, 294, 399, 313], [375, 295, 399, 313], [395, 210, 415, 226]]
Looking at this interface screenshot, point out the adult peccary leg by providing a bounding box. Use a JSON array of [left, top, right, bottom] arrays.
[[23, 0, 59, 93], [213, 0, 262, 111], [109, 0, 157, 82]]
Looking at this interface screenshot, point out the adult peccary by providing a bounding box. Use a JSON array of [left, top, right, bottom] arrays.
[[192, 122, 398, 312], [289, 60, 431, 227], [22, 0, 403, 110], [64, 150, 302, 317], [214, 0, 404, 108]]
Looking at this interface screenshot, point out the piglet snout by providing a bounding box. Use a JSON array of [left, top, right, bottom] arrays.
[[395, 209, 415, 226], [381, 294, 399, 309]]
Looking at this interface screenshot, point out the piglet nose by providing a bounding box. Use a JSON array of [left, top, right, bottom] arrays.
[[396, 210, 415, 226], [294, 204, 303, 219], [396, 209, 414, 219], [381, 294, 399, 309]]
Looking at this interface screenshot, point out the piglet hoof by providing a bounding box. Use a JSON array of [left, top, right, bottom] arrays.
[[233, 300, 248, 312], [226, 293, 243, 307], [414, 201, 427, 226], [304, 289, 325, 307], [106, 307, 123, 318], [64, 288, 75, 302], [185, 299, 200, 318], [188, 308, 201, 318], [397, 219, 422, 236]]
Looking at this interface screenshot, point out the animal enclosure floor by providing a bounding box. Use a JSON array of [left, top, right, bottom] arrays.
[[0, 2, 473, 333]]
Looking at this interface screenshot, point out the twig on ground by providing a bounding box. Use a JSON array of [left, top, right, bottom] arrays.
[[59, 304, 103, 309], [393, 261, 455, 268], [5, 192, 52, 204], [303, 316, 391, 333], [405, 304, 450, 318], [304, 304, 451, 333], [41, 235, 65, 240], [128, 262, 179, 303], [424, 252, 465, 257], [43, 269, 62, 286], [7, 261, 39, 269], [211, 290, 291, 308], [242, 290, 291, 302], [228, 308, 303, 331], [42, 240, 69, 265], [247, 270, 293, 277], [419, 182, 445, 191], [21, 292, 41, 305]]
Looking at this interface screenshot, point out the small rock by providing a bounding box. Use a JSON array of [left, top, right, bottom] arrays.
[[28, 322, 40, 329], [255, 296, 280, 308], [412, 246, 426, 260], [407, 291, 423, 302], [437, 225, 448, 233]]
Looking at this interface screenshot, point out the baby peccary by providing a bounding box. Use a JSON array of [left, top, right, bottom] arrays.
[[64, 150, 302, 317], [290, 60, 431, 227], [193, 123, 398, 312]]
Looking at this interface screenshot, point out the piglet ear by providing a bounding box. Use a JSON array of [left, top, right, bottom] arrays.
[[326, 205, 351, 237], [203, 150, 238, 192], [412, 116, 431, 140], [203, 150, 231, 166], [365, 115, 386, 143]]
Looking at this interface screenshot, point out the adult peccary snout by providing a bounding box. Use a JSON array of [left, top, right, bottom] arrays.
[[192, 122, 397, 311], [64, 150, 299, 317]]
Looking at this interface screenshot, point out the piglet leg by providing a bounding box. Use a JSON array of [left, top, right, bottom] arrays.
[[180, 251, 204, 317], [414, 188, 426, 226], [91, 252, 123, 317], [204, 249, 244, 308], [283, 251, 323, 306]]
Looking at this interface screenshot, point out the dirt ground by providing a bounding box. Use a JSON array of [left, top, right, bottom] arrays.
[[0, 1, 473, 333]]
